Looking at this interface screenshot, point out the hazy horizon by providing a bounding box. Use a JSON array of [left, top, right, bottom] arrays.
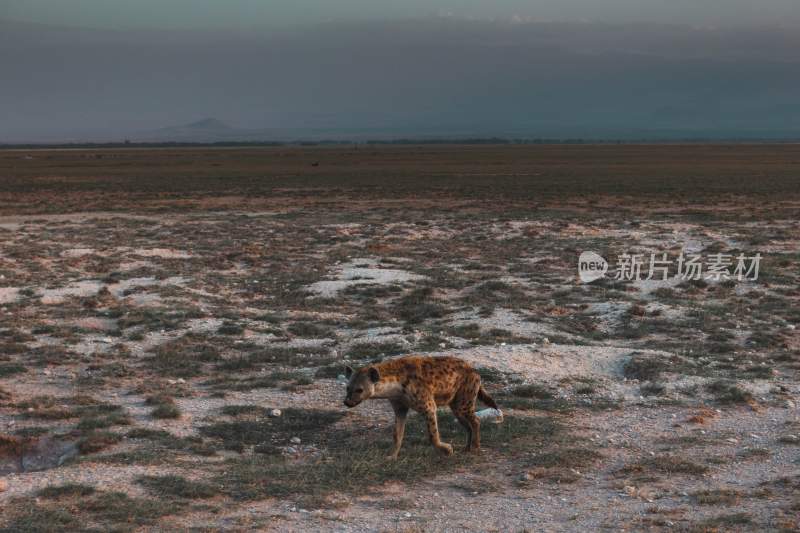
[[5, 0, 800, 30], [2, 4, 799, 143]]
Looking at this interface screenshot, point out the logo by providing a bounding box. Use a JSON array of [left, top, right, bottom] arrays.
[[578, 251, 608, 283], [577, 250, 761, 283]]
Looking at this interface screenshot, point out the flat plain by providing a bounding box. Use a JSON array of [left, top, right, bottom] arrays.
[[0, 144, 798, 531]]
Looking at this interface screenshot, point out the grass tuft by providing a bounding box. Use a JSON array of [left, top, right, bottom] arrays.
[[137, 475, 218, 499]]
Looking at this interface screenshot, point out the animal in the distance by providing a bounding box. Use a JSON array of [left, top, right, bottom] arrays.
[[343, 355, 500, 459]]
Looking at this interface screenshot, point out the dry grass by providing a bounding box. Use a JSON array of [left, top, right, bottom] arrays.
[[0, 144, 798, 531]]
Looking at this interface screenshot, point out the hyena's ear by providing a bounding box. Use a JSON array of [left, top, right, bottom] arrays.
[[345, 366, 354, 378], [368, 367, 380, 383]]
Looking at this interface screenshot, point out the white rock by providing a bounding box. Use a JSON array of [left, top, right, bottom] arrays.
[[290, 437, 301, 445], [270, 409, 282, 417]]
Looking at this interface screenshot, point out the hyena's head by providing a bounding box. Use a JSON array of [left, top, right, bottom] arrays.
[[343, 365, 380, 407]]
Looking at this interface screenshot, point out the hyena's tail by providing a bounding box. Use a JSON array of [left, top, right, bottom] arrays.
[[477, 386, 499, 410]]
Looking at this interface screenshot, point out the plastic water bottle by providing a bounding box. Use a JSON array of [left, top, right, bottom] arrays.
[[475, 408, 504, 424]]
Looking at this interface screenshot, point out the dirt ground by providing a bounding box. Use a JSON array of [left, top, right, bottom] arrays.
[[0, 144, 798, 532]]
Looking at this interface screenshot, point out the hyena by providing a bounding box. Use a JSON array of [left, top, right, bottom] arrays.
[[343, 355, 500, 458]]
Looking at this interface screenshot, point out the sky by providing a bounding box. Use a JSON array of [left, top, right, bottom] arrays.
[[1, 1, 799, 142], [3, 0, 800, 29]]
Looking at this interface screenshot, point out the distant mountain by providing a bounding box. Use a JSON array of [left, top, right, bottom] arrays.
[[134, 119, 416, 143], [181, 118, 232, 131], [140, 118, 239, 142]]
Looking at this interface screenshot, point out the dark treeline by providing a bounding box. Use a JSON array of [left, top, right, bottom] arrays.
[[1, 138, 799, 150]]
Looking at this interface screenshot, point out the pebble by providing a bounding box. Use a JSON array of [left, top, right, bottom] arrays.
[[290, 437, 301, 445], [270, 409, 282, 417]]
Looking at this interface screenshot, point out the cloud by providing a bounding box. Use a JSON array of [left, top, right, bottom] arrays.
[[1, 18, 798, 142]]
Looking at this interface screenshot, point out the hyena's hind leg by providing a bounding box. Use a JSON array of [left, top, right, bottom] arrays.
[[450, 376, 481, 452], [421, 398, 453, 456]]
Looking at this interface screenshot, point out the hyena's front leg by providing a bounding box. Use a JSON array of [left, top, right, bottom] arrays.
[[388, 399, 408, 460], [421, 399, 453, 456]]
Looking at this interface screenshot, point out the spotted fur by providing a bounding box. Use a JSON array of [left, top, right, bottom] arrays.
[[344, 355, 499, 458]]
